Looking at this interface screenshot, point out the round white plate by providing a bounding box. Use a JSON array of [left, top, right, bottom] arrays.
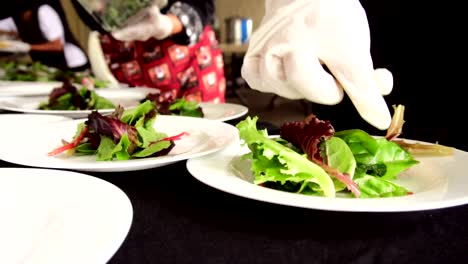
[[0, 113, 71, 126], [0, 115, 238, 172], [0, 81, 154, 98], [0, 81, 63, 97], [187, 140, 468, 212], [200, 102, 248, 121], [0, 88, 148, 118], [0, 168, 132, 264], [94, 88, 152, 101]]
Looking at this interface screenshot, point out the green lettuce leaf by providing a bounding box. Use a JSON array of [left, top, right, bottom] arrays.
[[121, 100, 156, 125], [89, 90, 115, 109], [236, 116, 336, 197], [355, 175, 411, 198], [335, 129, 419, 180], [323, 137, 356, 192]]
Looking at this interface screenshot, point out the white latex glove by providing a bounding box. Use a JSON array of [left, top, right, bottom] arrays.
[[112, 5, 173, 42], [0, 40, 30, 53], [242, 0, 394, 130]]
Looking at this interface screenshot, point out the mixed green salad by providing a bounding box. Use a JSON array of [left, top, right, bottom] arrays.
[[143, 90, 204, 118], [0, 61, 108, 87], [236, 105, 453, 198], [38, 80, 115, 110], [48, 100, 187, 161]]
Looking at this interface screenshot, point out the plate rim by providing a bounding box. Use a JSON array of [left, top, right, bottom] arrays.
[[199, 102, 248, 121]]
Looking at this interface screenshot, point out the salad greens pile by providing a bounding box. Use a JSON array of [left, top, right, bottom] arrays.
[[0, 61, 108, 87], [48, 100, 186, 161], [143, 91, 204, 118], [38, 80, 115, 110], [236, 107, 422, 198]]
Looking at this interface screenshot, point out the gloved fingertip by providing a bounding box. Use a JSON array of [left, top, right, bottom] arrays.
[[355, 99, 392, 130]]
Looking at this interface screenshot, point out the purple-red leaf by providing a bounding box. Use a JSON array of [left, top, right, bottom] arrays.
[[85, 111, 139, 147], [280, 114, 335, 161], [144, 90, 177, 115]]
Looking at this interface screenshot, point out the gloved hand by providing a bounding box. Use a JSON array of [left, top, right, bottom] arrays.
[[112, 5, 173, 42], [0, 40, 30, 53], [242, 0, 394, 130]]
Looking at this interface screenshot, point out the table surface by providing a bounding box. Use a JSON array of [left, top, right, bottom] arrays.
[[1, 118, 468, 264]]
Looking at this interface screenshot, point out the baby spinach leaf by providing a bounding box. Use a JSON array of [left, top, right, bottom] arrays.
[[324, 137, 357, 192], [355, 175, 411, 198], [96, 136, 116, 161], [335, 129, 419, 180], [132, 140, 172, 158]]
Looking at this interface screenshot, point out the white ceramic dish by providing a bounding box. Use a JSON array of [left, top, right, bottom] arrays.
[[0, 115, 238, 172], [0, 81, 154, 97], [0, 113, 71, 126], [0, 81, 63, 97], [0, 168, 132, 264], [187, 140, 468, 212], [200, 102, 248, 121], [0, 88, 150, 118]]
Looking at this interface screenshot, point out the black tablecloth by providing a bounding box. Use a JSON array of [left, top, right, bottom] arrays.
[[1, 116, 468, 264]]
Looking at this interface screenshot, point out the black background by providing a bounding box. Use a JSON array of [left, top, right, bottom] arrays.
[[314, 1, 467, 151]]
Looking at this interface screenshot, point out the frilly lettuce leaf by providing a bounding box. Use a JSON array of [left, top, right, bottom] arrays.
[[236, 116, 336, 197]]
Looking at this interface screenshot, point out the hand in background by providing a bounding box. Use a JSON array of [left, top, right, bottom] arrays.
[[0, 39, 30, 53], [112, 5, 174, 42]]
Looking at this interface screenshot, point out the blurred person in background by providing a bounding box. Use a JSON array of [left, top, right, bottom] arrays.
[[73, 0, 225, 103], [0, 0, 88, 71]]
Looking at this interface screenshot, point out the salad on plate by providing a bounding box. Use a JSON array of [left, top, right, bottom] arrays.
[[236, 105, 453, 198], [38, 80, 115, 110], [0, 61, 108, 87], [48, 100, 187, 161], [142, 90, 204, 118]]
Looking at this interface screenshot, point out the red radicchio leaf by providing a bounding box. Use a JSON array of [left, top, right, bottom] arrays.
[[48, 79, 74, 100], [280, 114, 335, 161], [48, 79, 87, 109], [85, 111, 139, 146], [144, 90, 177, 115], [280, 114, 360, 197]]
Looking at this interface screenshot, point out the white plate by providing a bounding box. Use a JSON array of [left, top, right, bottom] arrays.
[[0, 113, 71, 126], [0, 115, 238, 172], [0, 168, 132, 264], [0, 81, 154, 98], [0, 88, 149, 118], [200, 102, 248, 121], [187, 140, 468, 212], [0, 81, 63, 97]]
